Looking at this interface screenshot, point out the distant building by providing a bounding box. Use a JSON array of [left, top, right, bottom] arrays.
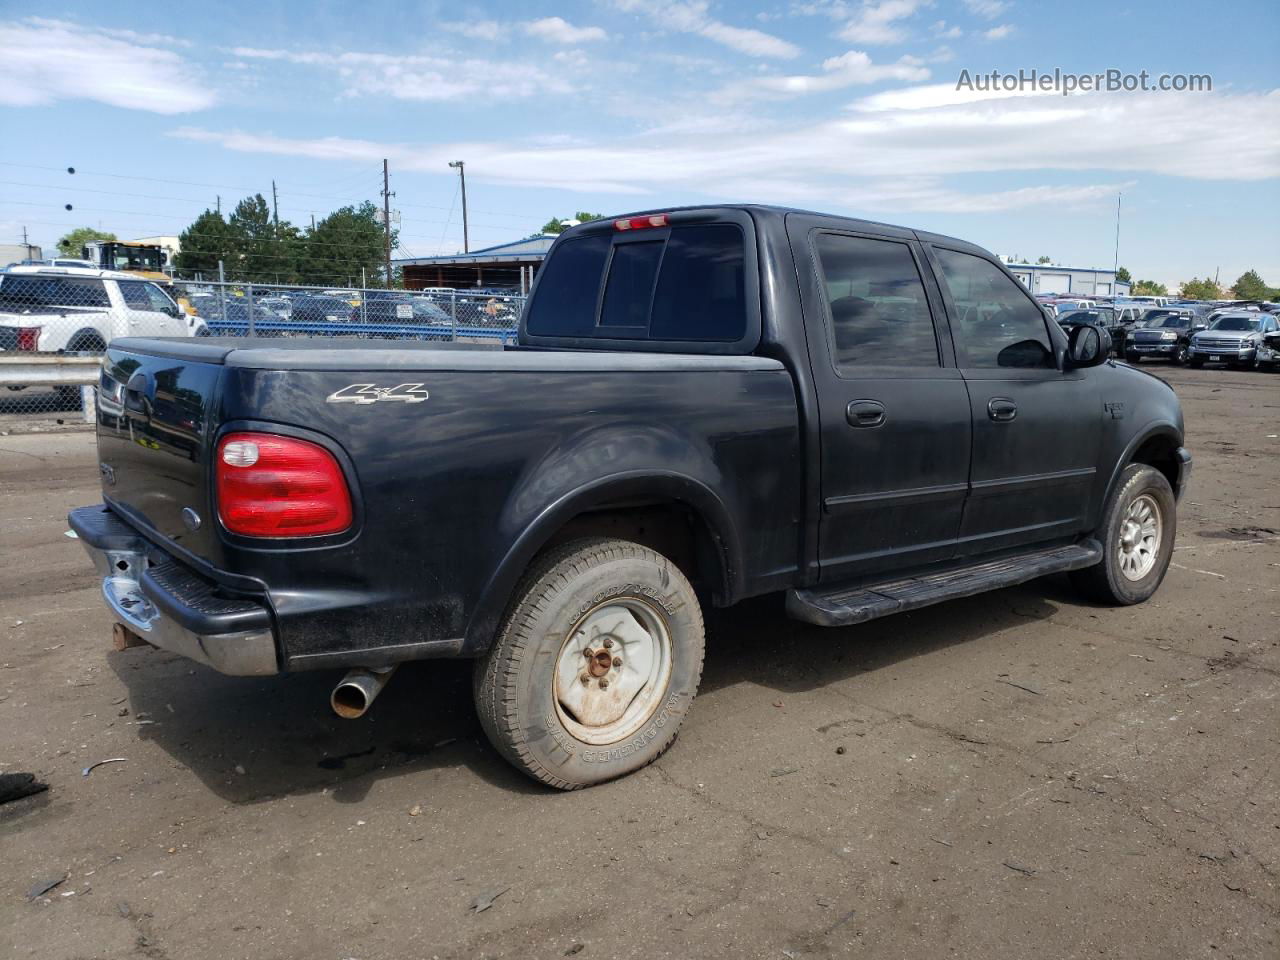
[[1002, 260, 1131, 297], [394, 235, 556, 292], [1, 242, 43, 266]]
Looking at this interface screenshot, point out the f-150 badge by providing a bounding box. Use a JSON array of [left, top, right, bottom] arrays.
[[326, 383, 431, 405]]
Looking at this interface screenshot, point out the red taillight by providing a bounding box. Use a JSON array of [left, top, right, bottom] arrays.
[[614, 214, 669, 231], [216, 432, 352, 537], [17, 326, 41, 351]]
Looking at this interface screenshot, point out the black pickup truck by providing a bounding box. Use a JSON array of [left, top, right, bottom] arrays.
[[71, 205, 1191, 789]]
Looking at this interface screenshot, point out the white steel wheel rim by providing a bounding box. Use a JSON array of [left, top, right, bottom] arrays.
[[1117, 493, 1162, 581], [553, 597, 674, 746]]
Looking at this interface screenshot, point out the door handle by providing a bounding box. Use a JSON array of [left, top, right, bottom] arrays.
[[987, 397, 1017, 422], [846, 399, 886, 428]]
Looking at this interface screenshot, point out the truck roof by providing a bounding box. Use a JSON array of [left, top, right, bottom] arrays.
[[1, 264, 140, 281], [576, 203, 988, 256]]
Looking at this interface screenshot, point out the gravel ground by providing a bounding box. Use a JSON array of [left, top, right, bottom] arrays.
[[1, 363, 1277, 960]]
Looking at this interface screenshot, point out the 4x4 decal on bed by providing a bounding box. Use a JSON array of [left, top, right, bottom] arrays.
[[325, 383, 431, 405]]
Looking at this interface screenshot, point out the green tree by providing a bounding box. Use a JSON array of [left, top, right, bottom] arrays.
[[297, 202, 391, 287], [1231, 269, 1268, 300], [1178, 277, 1219, 300], [1036, 255, 1053, 264], [1115, 266, 1132, 284], [1133, 279, 1169, 296], [174, 209, 236, 278], [541, 211, 604, 234], [227, 194, 278, 282], [57, 226, 116, 257]]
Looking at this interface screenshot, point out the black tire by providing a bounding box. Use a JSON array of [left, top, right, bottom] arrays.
[[474, 537, 705, 790], [66, 334, 106, 354], [1070, 464, 1176, 605], [1125, 353, 1140, 364], [1173, 344, 1189, 365]]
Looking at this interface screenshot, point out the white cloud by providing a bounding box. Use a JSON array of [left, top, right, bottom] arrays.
[[230, 46, 574, 101], [0, 18, 212, 113], [438, 20, 506, 41], [739, 51, 930, 98], [983, 24, 1014, 39], [962, 0, 1009, 18], [932, 19, 962, 38], [839, 0, 930, 45], [615, 1, 800, 58], [171, 86, 1280, 215], [524, 17, 608, 44]]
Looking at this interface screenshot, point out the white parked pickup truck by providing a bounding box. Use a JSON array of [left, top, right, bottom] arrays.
[[0, 265, 207, 354]]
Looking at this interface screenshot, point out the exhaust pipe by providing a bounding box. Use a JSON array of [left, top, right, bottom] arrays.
[[330, 665, 398, 719]]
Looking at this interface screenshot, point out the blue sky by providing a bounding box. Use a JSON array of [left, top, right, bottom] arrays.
[[1, 1, 1277, 288]]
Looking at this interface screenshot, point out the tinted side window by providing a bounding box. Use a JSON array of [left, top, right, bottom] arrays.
[[650, 225, 745, 341], [934, 249, 1055, 369], [601, 240, 663, 329], [813, 234, 938, 370], [525, 234, 611, 337], [117, 280, 152, 310], [144, 283, 176, 313]]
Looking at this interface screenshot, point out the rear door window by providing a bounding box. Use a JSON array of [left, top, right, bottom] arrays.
[[813, 233, 939, 370]]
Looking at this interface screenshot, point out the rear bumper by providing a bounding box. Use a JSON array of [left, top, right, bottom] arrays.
[[69, 505, 279, 676], [1174, 447, 1192, 502]]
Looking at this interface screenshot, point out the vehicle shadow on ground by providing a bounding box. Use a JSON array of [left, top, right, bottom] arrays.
[[106, 580, 1062, 805], [700, 581, 1059, 697]]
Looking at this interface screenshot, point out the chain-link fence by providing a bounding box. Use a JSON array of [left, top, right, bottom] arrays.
[[0, 268, 524, 418]]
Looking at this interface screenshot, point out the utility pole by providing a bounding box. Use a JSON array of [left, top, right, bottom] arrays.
[[271, 180, 279, 228], [1113, 192, 1121, 277], [381, 159, 394, 287], [216, 194, 221, 215], [449, 160, 469, 253]]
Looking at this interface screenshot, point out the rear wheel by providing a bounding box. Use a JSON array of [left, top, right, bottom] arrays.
[[474, 537, 705, 789], [1070, 464, 1175, 605]]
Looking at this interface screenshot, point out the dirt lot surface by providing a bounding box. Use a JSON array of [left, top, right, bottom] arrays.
[[2, 364, 1277, 960]]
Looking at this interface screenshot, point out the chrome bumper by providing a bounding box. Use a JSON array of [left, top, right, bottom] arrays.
[[71, 505, 278, 676]]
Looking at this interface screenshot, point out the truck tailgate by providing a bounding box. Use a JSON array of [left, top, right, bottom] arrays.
[[97, 341, 232, 562]]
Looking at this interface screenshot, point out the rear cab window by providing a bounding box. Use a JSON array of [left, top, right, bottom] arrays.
[[523, 211, 759, 353], [0, 275, 110, 310]]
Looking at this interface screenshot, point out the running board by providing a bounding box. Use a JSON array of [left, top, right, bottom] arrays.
[[786, 540, 1103, 628]]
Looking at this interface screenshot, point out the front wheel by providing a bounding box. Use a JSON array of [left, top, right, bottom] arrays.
[[1125, 353, 1141, 364], [475, 537, 705, 789], [1070, 464, 1175, 605], [1173, 344, 1189, 365]]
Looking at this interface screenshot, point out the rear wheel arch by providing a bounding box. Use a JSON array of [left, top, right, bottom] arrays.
[[464, 474, 740, 654], [64, 328, 107, 352]]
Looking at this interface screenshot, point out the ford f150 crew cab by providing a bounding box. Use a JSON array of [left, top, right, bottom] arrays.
[[70, 205, 1192, 789]]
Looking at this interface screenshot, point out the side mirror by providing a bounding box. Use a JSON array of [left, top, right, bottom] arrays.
[[1065, 324, 1109, 369]]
